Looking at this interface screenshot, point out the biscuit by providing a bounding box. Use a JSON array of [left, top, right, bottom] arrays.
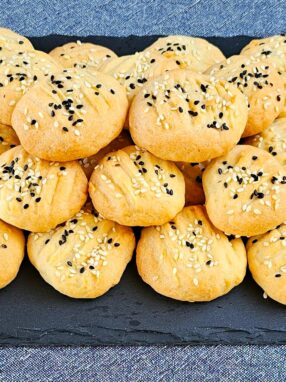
[[0, 49, 61, 125], [176, 161, 207, 205], [89, 145, 185, 226], [247, 224, 286, 304], [145, 35, 225, 72], [0, 219, 25, 289], [241, 35, 286, 117], [12, 68, 128, 161], [129, 69, 248, 162], [28, 210, 135, 298], [0, 123, 19, 154], [206, 55, 284, 137], [101, 50, 178, 104], [244, 118, 286, 166], [203, 145, 286, 237], [0, 27, 33, 52], [0, 146, 88, 232], [136, 205, 247, 302], [79, 130, 133, 179], [49, 41, 117, 72]]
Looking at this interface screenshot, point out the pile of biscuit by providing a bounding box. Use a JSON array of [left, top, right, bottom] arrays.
[[0, 28, 286, 305]]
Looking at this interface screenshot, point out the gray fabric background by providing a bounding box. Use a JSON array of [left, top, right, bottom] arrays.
[[0, 0, 286, 380]]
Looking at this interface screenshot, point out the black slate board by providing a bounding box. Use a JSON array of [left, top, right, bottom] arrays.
[[1, 35, 285, 346]]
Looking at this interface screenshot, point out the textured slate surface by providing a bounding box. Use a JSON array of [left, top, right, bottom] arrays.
[[0, 34, 285, 347]]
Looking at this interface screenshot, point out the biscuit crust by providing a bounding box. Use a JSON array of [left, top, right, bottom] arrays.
[[244, 118, 286, 167], [0, 146, 88, 232], [12, 68, 128, 161], [0, 219, 25, 289], [206, 55, 284, 137], [247, 224, 286, 305], [136, 205, 246, 302], [145, 35, 225, 72], [49, 41, 117, 72], [203, 145, 286, 236], [89, 145, 185, 226], [28, 210, 135, 298], [129, 69, 248, 162], [0, 50, 61, 125]]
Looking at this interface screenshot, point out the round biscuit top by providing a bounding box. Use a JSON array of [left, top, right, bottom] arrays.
[[176, 161, 207, 205], [0, 50, 60, 125], [241, 35, 286, 117], [49, 41, 117, 72], [203, 145, 286, 237], [0, 49, 61, 125], [136, 205, 247, 302], [0, 219, 25, 289], [247, 223, 286, 305], [11, 68, 128, 161], [244, 118, 286, 167], [206, 55, 285, 137], [129, 69, 248, 162], [0, 146, 88, 232], [101, 50, 179, 103], [0, 123, 20, 155], [28, 210, 135, 298], [89, 145, 185, 226], [241, 35, 286, 73], [79, 130, 133, 179], [0, 28, 34, 52], [145, 35, 225, 72]]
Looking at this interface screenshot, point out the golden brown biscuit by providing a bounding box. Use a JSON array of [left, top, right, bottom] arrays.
[[129, 69, 248, 162], [101, 50, 179, 104], [0, 123, 19, 154], [12, 68, 128, 161], [0, 27, 33, 52], [145, 35, 225, 72], [79, 130, 133, 179], [0, 146, 88, 232], [176, 161, 207, 205], [244, 118, 286, 166], [49, 41, 117, 72], [241, 35, 286, 117], [0, 219, 25, 289], [203, 145, 286, 236], [89, 145, 185, 226], [247, 223, 286, 304], [206, 55, 284, 137], [0, 49, 61, 125], [136, 205, 246, 302], [28, 210, 135, 298]]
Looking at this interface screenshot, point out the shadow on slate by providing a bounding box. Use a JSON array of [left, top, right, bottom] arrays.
[[1, 35, 285, 346]]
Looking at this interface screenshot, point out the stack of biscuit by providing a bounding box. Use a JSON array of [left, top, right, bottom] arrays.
[[1, 28, 286, 305]]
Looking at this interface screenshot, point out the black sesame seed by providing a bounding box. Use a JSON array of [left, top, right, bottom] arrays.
[[23, 204, 29, 209]]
